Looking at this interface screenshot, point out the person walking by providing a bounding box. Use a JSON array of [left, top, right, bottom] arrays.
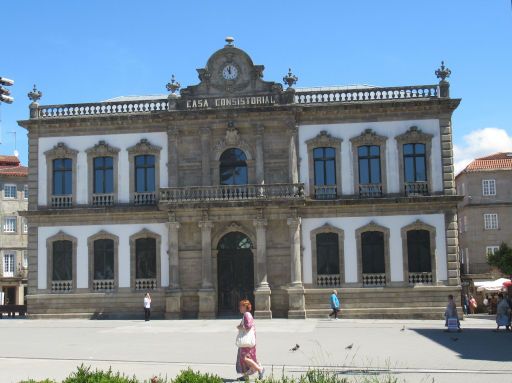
[[444, 294, 461, 332], [328, 290, 341, 320], [463, 294, 469, 315], [144, 292, 151, 322], [235, 299, 264, 381], [469, 295, 477, 315], [494, 293, 511, 332]]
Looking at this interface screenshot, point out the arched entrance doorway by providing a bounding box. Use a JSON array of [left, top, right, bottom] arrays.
[[217, 231, 254, 316]]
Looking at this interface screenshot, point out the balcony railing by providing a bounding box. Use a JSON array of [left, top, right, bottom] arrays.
[[133, 192, 156, 205], [135, 278, 157, 290], [359, 184, 383, 198], [93, 279, 115, 291], [92, 193, 114, 207], [362, 273, 386, 287], [314, 185, 337, 200], [51, 280, 73, 293], [295, 85, 438, 104], [408, 272, 433, 285], [317, 274, 342, 287], [51, 195, 72, 208], [160, 183, 304, 203], [404, 182, 429, 196]]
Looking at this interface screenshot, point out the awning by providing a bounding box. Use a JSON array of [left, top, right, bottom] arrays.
[[474, 278, 511, 293]]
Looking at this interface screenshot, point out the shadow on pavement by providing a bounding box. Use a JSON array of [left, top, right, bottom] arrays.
[[411, 327, 511, 362]]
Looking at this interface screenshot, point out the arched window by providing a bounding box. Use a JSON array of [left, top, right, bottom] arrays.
[[217, 231, 253, 250], [316, 233, 340, 275], [361, 231, 385, 274], [52, 240, 73, 282], [219, 148, 248, 185], [135, 238, 157, 279], [93, 239, 115, 280], [407, 230, 432, 273]]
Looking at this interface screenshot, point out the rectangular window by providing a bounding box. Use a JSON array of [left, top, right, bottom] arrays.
[[358, 145, 381, 185], [52, 158, 73, 195], [3, 217, 17, 233], [135, 155, 156, 193], [484, 213, 498, 230], [3, 253, 15, 277], [3, 184, 17, 199], [22, 218, 28, 233], [93, 239, 115, 280], [52, 240, 73, 281], [461, 182, 465, 196], [23, 185, 29, 200], [316, 233, 340, 275], [463, 216, 468, 232], [22, 250, 28, 268], [486, 246, 499, 256], [313, 147, 337, 199], [482, 179, 496, 196], [93, 156, 114, 194], [403, 143, 427, 182]]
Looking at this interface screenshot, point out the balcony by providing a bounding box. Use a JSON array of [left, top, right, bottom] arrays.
[[160, 183, 304, 204], [313, 185, 337, 200], [404, 182, 429, 196], [135, 278, 157, 290], [133, 192, 156, 205], [51, 280, 72, 293], [317, 274, 341, 287], [50, 195, 72, 208], [92, 193, 115, 207], [408, 272, 433, 285], [93, 279, 115, 291], [359, 184, 383, 198], [362, 273, 386, 287]]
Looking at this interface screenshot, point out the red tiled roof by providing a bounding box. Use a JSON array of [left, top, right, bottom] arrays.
[[0, 156, 28, 177], [0, 155, 21, 166], [461, 152, 512, 174]]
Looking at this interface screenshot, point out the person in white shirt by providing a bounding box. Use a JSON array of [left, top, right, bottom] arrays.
[[144, 292, 151, 321]]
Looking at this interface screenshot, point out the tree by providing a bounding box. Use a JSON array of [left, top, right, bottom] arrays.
[[487, 242, 512, 276]]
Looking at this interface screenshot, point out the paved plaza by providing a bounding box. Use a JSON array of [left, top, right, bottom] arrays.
[[0, 316, 511, 383]]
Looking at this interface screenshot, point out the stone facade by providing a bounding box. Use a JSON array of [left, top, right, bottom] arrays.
[[19, 39, 462, 319], [0, 156, 28, 306], [456, 157, 512, 276]]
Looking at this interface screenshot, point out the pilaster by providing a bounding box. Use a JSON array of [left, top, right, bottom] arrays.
[[198, 214, 215, 318], [168, 127, 179, 187], [287, 215, 305, 318], [200, 127, 212, 186], [445, 209, 460, 286], [255, 124, 265, 184], [253, 214, 272, 319]]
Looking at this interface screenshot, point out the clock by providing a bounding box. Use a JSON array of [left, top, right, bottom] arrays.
[[222, 64, 238, 80]]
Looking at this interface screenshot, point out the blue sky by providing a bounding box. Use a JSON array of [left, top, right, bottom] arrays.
[[1, 0, 511, 171]]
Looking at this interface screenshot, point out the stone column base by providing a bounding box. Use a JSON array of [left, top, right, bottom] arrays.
[[197, 289, 216, 319], [164, 290, 182, 319], [254, 287, 272, 319], [287, 285, 306, 319]]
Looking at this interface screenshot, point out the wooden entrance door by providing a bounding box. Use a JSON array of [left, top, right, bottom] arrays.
[[217, 232, 254, 316]]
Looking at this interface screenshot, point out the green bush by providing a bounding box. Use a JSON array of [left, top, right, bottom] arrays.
[[18, 380, 56, 383], [171, 368, 223, 383], [61, 365, 138, 383]]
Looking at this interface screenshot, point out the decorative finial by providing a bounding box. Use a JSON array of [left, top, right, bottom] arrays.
[[283, 68, 298, 89], [225, 36, 235, 46], [435, 61, 451, 82], [27, 84, 42, 103], [166, 74, 181, 96]]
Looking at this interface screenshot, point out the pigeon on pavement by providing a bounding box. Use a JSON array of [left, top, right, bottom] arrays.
[[290, 344, 300, 352], [345, 343, 354, 350]]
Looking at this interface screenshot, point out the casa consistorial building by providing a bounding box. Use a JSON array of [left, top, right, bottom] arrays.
[[18, 38, 462, 319]]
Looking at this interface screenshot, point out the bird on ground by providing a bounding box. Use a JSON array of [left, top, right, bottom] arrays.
[[290, 344, 300, 352], [345, 343, 354, 350], [400, 326, 406, 332]]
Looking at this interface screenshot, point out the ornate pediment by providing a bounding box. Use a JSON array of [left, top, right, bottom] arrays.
[[213, 122, 252, 160], [176, 38, 289, 109], [306, 130, 343, 147], [44, 142, 78, 158], [350, 129, 387, 146], [85, 140, 120, 155], [127, 138, 162, 155], [395, 126, 433, 143]]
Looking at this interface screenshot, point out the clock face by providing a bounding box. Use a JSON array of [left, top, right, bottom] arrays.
[[222, 64, 238, 80]]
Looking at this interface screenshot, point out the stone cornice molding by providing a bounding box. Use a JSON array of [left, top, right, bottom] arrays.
[[395, 126, 433, 144], [127, 138, 162, 155], [306, 130, 343, 147], [85, 140, 120, 155], [44, 142, 78, 158], [350, 129, 387, 146]]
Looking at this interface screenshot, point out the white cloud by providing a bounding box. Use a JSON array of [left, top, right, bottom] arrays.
[[454, 127, 512, 175]]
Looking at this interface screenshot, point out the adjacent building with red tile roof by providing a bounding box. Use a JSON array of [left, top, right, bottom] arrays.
[[0, 155, 28, 178], [457, 152, 512, 175]]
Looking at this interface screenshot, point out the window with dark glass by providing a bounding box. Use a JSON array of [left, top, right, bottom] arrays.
[[219, 148, 248, 185], [361, 231, 385, 274], [407, 230, 431, 272], [52, 240, 72, 281], [93, 156, 114, 194], [403, 143, 427, 182], [93, 239, 114, 280], [358, 145, 381, 184], [135, 238, 156, 279], [135, 155, 155, 193], [52, 158, 73, 195], [313, 147, 336, 199], [316, 233, 340, 275]]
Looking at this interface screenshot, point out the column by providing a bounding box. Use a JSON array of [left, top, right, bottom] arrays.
[[255, 125, 265, 184], [288, 124, 299, 184], [200, 127, 211, 186], [165, 213, 182, 319], [197, 216, 215, 318], [287, 216, 306, 318], [253, 216, 272, 319], [168, 127, 179, 187]]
